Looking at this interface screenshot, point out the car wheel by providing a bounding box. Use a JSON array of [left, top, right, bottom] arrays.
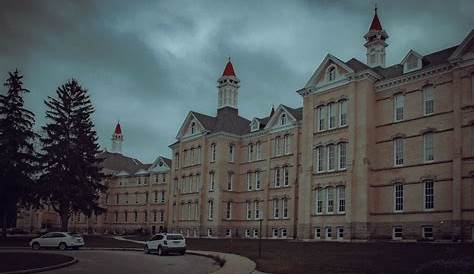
[[32, 242, 40, 250], [157, 246, 163, 256], [144, 245, 150, 254], [59, 242, 67, 250]]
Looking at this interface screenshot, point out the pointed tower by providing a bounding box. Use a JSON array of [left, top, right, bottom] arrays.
[[217, 58, 240, 110], [364, 5, 389, 68], [111, 122, 123, 154]]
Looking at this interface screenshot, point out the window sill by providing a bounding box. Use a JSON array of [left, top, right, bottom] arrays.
[[269, 185, 291, 190], [314, 125, 348, 135], [313, 169, 347, 176]]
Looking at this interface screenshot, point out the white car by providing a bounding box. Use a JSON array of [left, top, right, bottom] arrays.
[[144, 233, 186, 256], [30, 232, 84, 250]]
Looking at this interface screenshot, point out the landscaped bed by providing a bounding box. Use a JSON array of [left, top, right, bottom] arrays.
[[0, 252, 74, 272]]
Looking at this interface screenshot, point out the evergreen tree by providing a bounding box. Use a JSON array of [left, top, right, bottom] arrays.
[[40, 79, 105, 231], [0, 70, 37, 238]]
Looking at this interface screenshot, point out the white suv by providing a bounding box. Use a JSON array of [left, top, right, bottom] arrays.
[[30, 232, 84, 250], [144, 233, 186, 256]]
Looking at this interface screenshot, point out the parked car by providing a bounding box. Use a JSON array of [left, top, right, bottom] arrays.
[[144, 233, 186, 255], [29, 232, 84, 250]]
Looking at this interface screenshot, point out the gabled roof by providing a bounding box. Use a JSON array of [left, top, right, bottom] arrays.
[[345, 58, 371, 73], [304, 54, 355, 88], [449, 29, 474, 61], [401, 50, 423, 65]]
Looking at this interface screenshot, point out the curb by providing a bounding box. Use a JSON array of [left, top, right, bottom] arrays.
[[0, 257, 78, 274]]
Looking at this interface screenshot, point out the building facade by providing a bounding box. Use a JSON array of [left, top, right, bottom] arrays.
[[16, 9, 474, 241]]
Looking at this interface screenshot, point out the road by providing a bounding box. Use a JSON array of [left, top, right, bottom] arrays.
[[39, 249, 219, 274]]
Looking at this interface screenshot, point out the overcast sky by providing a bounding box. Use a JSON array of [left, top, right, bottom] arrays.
[[1, 0, 473, 163]]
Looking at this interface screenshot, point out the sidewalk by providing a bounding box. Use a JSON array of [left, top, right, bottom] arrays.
[[113, 236, 261, 274]]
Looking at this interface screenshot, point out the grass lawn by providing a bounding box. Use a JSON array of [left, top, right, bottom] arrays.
[[0, 252, 73, 272], [128, 236, 474, 274]]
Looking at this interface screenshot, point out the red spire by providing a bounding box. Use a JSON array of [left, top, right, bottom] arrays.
[[222, 58, 236, 76], [114, 122, 122, 135], [369, 5, 382, 31]]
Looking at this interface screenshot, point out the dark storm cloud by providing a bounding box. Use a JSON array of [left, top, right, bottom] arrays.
[[1, 0, 472, 162]]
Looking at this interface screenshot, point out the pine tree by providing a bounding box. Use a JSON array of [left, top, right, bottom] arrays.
[[0, 70, 37, 238], [40, 79, 105, 231]]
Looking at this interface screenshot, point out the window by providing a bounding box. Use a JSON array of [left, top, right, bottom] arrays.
[[207, 228, 212, 237], [256, 142, 261, 160], [247, 173, 252, 191], [423, 86, 434, 115], [316, 188, 324, 214], [273, 199, 280, 219], [315, 146, 324, 173], [229, 144, 235, 162], [174, 152, 179, 169], [327, 144, 336, 171], [283, 167, 289, 186], [394, 183, 404, 212], [422, 226, 434, 239], [134, 211, 138, 222], [314, 227, 321, 239], [394, 138, 404, 166], [248, 144, 254, 162], [317, 106, 327, 131], [337, 186, 345, 213], [272, 228, 279, 238], [246, 201, 252, 220], [208, 200, 214, 220], [255, 171, 261, 190], [209, 172, 215, 191], [144, 211, 148, 222], [281, 228, 288, 238], [226, 202, 232, 220], [337, 227, 344, 240], [423, 133, 434, 162], [196, 146, 201, 164], [339, 100, 348, 126], [115, 212, 119, 223], [124, 211, 128, 222], [116, 193, 119, 204], [392, 227, 403, 240], [191, 122, 196, 134], [325, 227, 332, 240], [274, 168, 281, 187], [327, 66, 336, 82], [253, 229, 259, 238], [328, 102, 336, 129], [338, 142, 347, 170], [326, 187, 334, 213], [245, 229, 250, 238], [227, 173, 233, 191], [210, 144, 216, 162], [424, 180, 434, 210], [281, 113, 287, 125], [160, 191, 165, 203], [282, 199, 289, 218], [251, 119, 259, 131], [153, 211, 157, 222], [284, 135, 290, 154], [394, 94, 404, 121], [274, 137, 281, 156], [255, 201, 261, 219]]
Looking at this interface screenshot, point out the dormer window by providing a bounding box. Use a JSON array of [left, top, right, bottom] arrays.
[[280, 113, 287, 125], [191, 122, 196, 134], [251, 119, 260, 132], [327, 66, 336, 82], [402, 50, 422, 74]]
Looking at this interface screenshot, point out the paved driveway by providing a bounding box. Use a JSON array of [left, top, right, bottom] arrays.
[[40, 250, 219, 274]]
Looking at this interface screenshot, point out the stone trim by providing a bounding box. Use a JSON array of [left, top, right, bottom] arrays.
[[375, 110, 453, 128]]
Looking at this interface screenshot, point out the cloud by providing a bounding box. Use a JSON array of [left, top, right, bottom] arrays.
[[1, 0, 472, 162]]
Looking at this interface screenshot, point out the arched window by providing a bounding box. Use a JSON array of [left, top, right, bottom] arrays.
[[191, 122, 196, 134], [327, 66, 336, 82], [281, 113, 287, 125]]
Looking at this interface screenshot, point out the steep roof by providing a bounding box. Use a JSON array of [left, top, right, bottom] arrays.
[[114, 123, 122, 135], [161, 157, 172, 167], [283, 105, 303, 121], [369, 11, 382, 31], [97, 151, 145, 174], [345, 58, 371, 73], [222, 60, 236, 76], [189, 107, 251, 136]]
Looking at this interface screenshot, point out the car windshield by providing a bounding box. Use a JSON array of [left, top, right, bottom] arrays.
[[166, 235, 184, 240]]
